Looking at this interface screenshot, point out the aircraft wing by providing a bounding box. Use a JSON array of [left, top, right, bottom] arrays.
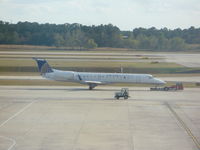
[[84, 81, 103, 85], [83, 81, 106, 90]]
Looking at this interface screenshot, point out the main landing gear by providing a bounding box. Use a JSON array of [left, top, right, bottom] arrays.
[[89, 84, 97, 90]]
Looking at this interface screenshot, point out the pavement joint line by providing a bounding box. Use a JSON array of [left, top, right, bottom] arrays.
[[0, 100, 37, 128], [0, 100, 37, 150], [0, 136, 16, 150], [165, 102, 200, 150]]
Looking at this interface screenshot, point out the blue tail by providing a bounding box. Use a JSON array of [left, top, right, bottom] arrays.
[[33, 58, 53, 74]]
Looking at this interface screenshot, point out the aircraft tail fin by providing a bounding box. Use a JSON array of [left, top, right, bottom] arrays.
[[33, 58, 53, 74]]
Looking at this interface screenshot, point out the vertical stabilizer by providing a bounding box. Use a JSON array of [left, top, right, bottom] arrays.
[[33, 58, 53, 74]]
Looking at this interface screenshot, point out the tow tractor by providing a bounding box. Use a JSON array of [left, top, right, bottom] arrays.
[[150, 82, 183, 91], [115, 88, 129, 100]]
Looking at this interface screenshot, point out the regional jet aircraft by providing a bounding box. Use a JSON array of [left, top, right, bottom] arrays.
[[33, 58, 166, 90]]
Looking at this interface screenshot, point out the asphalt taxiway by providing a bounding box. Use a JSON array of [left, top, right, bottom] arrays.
[[0, 86, 200, 150]]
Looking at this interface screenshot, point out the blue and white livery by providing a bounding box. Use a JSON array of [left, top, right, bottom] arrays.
[[33, 58, 166, 90]]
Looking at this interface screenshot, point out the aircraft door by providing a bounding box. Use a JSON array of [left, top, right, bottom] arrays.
[[74, 73, 83, 81]]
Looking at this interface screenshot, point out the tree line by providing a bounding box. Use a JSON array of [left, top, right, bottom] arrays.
[[0, 20, 200, 51]]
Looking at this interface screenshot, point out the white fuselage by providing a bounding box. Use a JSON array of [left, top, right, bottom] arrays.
[[43, 69, 165, 85]]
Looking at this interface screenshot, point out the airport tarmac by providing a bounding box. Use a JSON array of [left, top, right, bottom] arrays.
[[0, 86, 200, 150]]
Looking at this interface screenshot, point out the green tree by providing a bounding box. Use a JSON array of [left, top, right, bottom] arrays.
[[148, 36, 158, 49], [169, 37, 186, 50], [71, 29, 88, 49], [155, 35, 170, 50], [0, 20, 199, 51], [53, 33, 64, 47], [122, 39, 139, 49], [136, 34, 151, 49], [85, 39, 97, 49]]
